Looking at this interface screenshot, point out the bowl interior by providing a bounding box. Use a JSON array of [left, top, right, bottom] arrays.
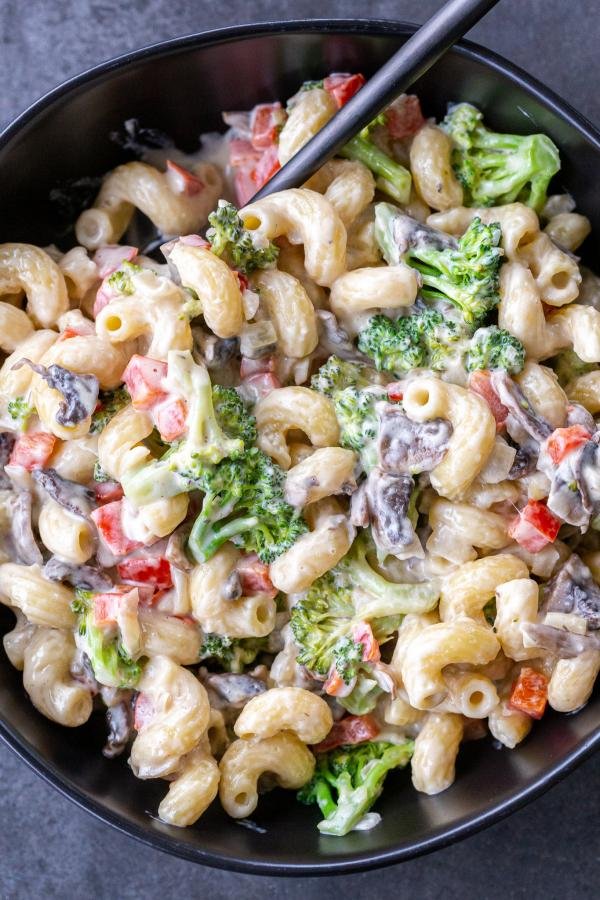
[[1, 20, 600, 874]]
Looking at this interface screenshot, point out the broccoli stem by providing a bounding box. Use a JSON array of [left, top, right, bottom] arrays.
[[340, 136, 411, 204], [187, 513, 260, 564]]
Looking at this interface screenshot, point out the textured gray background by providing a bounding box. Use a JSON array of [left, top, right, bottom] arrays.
[[1, 1, 600, 897]]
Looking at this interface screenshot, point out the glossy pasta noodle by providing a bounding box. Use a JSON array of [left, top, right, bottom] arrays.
[[1, 72, 599, 837]]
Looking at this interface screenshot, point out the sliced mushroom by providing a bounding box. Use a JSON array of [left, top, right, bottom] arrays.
[[377, 403, 452, 474]]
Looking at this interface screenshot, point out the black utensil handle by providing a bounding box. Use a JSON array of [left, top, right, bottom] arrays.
[[250, 0, 500, 200]]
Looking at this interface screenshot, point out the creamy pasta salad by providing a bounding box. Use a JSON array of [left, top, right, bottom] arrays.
[[1, 70, 600, 837]]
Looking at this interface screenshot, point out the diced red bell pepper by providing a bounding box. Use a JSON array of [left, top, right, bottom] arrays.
[[133, 692, 154, 731], [94, 245, 138, 279], [324, 666, 346, 697], [250, 102, 286, 150], [94, 481, 124, 504], [91, 501, 142, 556], [508, 667, 549, 720], [468, 369, 509, 432], [323, 73, 366, 108], [240, 355, 276, 379], [236, 271, 249, 292], [384, 94, 425, 139], [9, 432, 56, 471], [508, 499, 561, 553], [546, 425, 592, 465], [93, 280, 114, 318], [236, 553, 277, 599], [153, 397, 187, 442], [352, 621, 381, 663], [117, 556, 173, 590], [234, 168, 257, 207], [252, 144, 281, 190], [229, 138, 262, 168], [386, 382, 404, 402], [313, 714, 380, 753], [92, 592, 122, 626], [122, 355, 168, 410], [241, 371, 281, 401], [165, 160, 205, 196]]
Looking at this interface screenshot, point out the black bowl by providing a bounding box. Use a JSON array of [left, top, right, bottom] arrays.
[[1, 19, 600, 876]]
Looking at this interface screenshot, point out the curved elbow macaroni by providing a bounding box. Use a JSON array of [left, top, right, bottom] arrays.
[[278, 88, 337, 165], [0, 302, 34, 353], [284, 446, 357, 507], [75, 160, 222, 250], [241, 189, 347, 287], [49, 434, 99, 484], [190, 543, 277, 638], [96, 269, 192, 359], [219, 732, 315, 819], [158, 744, 220, 827], [566, 371, 600, 413], [411, 712, 463, 795], [23, 628, 93, 727], [40, 333, 131, 390], [168, 243, 244, 339], [234, 687, 333, 745], [547, 650, 600, 713], [544, 212, 591, 252], [443, 670, 498, 719], [255, 386, 340, 469], [129, 655, 210, 779], [97, 405, 153, 482], [0, 243, 69, 327], [38, 500, 95, 564], [304, 159, 375, 227], [0, 563, 75, 629], [401, 617, 500, 710], [0, 330, 57, 401], [488, 699, 532, 749], [252, 268, 318, 357], [515, 361, 568, 427], [427, 498, 511, 565], [403, 377, 496, 500], [494, 578, 540, 661], [137, 494, 189, 539], [269, 498, 355, 594], [410, 125, 463, 211], [139, 609, 201, 664], [58, 246, 99, 302], [329, 264, 418, 334], [439, 554, 529, 623], [2, 609, 36, 670]]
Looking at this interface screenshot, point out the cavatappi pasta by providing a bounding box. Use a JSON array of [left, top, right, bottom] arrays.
[[1, 73, 599, 838]]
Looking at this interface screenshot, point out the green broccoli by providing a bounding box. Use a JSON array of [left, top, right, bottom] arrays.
[[93, 460, 111, 483], [357, 309, 466, 375], [375, 203, 503, 328], [7, 396, 34, 430], [465, 325, 525, 374], [442, 102, 560, 212], [553, 348, 597, 388], [72, 590, 143, 689], [290, 534, 439, 685], [211, 384, 257, 447], [298, 739, 414, 836], [107, 260, 143, 295], [187, 447, 307, 564], [89, 387, 130, 434], [207, 200, 279, 274], [199, 633, 267, 673], [339, 126, 411, 205], [311, 357, 386, 473], [121, 351, 247, 506]]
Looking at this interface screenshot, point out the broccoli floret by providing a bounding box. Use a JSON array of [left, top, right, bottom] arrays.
[[199, 633, 267, 673], [357, 309, 466, 375], [211, 384, 257, 447], [93, 460, 111, 483], [311, 358, 385, 473], [73, 591, 143, 689], [7, 396, 34, 430], [121, 351, 246, 506], [207, 200, 279, 274], [442, 102, 560, 212], [187, 447, 307, 564], [553, 349, 597, 388], [465, 325, 525, 374], [89, 387, 129, 434], [290, 535, 439, 682], [375, 203, 503, 328], [298, 739, 414, 836], [339, 127, 411, 205], [107, 260, 143, 295]]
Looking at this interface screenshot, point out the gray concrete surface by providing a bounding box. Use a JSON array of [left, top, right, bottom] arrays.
[[1, 1, 600, 897]]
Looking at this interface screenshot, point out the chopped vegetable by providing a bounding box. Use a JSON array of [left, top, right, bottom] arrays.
[[207, 200, 279, 274], [323, 73, 365, 108], [117, 557, 173, 589], [508, 499, 561, 553], [508, 666, 549, 719], [545, 425, 592, 465], [91, 501, 142, 556], [122, 355, 168, 410], [313, 714, 380, 754], [468, 369, 508, 430], [9, 431, 56, 471]]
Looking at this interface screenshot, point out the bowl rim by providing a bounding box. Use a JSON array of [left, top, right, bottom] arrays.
[[1, 16, 600, 876]]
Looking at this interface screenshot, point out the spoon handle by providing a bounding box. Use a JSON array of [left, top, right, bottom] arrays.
[[251, 0, 501, 200]]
